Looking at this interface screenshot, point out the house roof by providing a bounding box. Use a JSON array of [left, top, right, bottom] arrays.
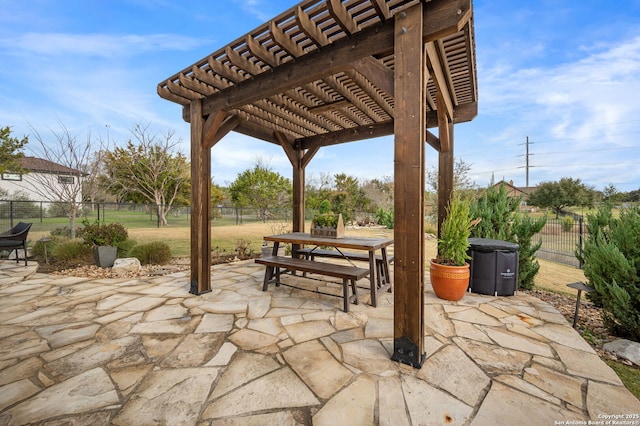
[[493, 180, 538, 196], [157, 0, 477, 149], [19, 157, 84, 176]]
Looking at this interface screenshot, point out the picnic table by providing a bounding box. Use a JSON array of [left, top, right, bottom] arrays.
[[256, 232, 393, 311]]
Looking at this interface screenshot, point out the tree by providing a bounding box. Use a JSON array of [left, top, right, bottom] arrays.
[[101, 123, 190, 227], [528, 177, 594, 218], [426, 158, 476, 193], [362, 176, 394, 211], [24, 122, 104, 238], [426, 158, 476, 212], [305, 172, 334, 210], [0, 126, 28, 174], [210, 180, 225, 219], [623, 188, 640, 203], [470, 184, 547, 289], [602, 183, 621, 204], [580, 204, 640, 339], [228, 160, 291, 220], [333, 173, 368, 223]]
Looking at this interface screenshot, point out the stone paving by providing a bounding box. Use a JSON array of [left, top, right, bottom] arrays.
[[1, 258, 639, 425]]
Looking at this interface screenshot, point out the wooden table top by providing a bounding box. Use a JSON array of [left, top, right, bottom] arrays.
[[263, 232, 393, 251]]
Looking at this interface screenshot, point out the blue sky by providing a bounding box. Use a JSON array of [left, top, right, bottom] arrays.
[[1, 1, 640, 192]]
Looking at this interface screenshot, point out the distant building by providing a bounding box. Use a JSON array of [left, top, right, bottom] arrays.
[[492, 180, 538, 206], [0, 157, 85, 202]]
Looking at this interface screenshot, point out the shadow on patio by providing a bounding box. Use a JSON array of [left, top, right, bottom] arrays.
[[0, 259, 638, 425]]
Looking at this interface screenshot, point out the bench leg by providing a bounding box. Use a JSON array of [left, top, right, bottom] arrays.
[[302, 254, 313, 278], [342, 278, 349, 312], [341, 278, 359, 312], [376, 259, 393, 293], [350, 279, 359, 305], [262, 265, 273, 291], [261, 265, 283, 291], [275, 267, 281, 287]]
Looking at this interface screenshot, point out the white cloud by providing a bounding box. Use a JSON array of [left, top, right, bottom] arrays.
[[0, 32, 209, 58], [231, 0, 289, 22]]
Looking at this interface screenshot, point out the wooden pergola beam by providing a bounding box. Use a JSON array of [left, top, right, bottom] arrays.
[[327, 0, 359, 35], [300, 120, 393, 151], [426, 41, 454, 121], [201, 0, 471, 116], [350, 57, 395, 97]]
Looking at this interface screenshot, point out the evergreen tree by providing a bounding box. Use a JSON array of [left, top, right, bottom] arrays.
[[580, 204, 640, 339], [470, 184, 546, 289]]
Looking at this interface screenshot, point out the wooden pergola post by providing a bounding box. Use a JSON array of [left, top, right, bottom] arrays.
[[189, 100, 211, 295], [276, 131, 306, 235], [392, 2, 426, 369], [189, 108, 238, 294], [437, 93, 454, 237]]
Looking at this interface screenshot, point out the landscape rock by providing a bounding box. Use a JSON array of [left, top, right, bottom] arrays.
[[112, 258, 142, 274], [604, 339, 640, 366]]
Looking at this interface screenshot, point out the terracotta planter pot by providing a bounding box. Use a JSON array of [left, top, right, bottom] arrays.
[[429, 259, 470, 301]]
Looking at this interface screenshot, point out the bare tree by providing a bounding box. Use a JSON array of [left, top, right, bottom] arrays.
[[101, 123, 190, 226], [426, 158, 476, 193], [24, 121, 105, 238]]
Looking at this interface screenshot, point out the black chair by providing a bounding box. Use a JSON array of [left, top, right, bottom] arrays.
[[0, 222, 33, 266]]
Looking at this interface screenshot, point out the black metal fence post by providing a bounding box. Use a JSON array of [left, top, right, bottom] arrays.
[[578, 216, 584, 269]]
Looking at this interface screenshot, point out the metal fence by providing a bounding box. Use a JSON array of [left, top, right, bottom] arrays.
[[536, 216, 585, 268], [2, 199, 585, 268], [0, 199, 378, 237]]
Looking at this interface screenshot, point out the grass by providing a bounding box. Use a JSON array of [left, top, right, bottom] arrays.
[[604, 359, 640, 400]]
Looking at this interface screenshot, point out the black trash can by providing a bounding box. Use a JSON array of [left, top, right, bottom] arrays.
[[467, 238, 519, 296]]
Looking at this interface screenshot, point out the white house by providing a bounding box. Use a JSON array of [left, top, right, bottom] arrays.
[[0, 157, 86, 202]]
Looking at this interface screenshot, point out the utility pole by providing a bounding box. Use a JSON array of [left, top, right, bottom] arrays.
[[525, 136, 530, 187], [518, 136, 534, 187]]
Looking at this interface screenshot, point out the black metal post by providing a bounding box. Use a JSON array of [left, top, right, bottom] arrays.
[[578, 217, 584, 269]]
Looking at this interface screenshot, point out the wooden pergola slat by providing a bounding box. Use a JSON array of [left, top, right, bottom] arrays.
[[158, 0, 478, 369]]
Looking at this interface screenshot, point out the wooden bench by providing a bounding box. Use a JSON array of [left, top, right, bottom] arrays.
[[255, 256, 369, 312], [296, 248, 394, 291]]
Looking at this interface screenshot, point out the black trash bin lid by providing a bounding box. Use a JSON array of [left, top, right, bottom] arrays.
[[468, 238, 519, 252]]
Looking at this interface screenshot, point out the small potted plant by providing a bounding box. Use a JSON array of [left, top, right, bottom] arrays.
[[429, 193, 475, 301], [311, 212, 345, 238], [79, 219, 129, 268]]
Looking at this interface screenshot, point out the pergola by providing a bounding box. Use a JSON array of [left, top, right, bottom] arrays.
[[158, 0, 477, 368]]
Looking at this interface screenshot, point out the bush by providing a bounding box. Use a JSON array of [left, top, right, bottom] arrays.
[[318, 200, 332, 214], [470, 184, 546, 290], [79, 220, 128, 246], [115, 238, 136, 256], [375, 207, 394, 229], [235, 239, 253, 259], [561, 216, 574, 232], [32, 236, 61, 258], [51, 239, 90, 262], [580, 204, 640, 340], [128, 241, 172, 265], [50, 226, 72, 238]]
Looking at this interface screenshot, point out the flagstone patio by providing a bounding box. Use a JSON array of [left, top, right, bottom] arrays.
[[0, 258, 639, 425]]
